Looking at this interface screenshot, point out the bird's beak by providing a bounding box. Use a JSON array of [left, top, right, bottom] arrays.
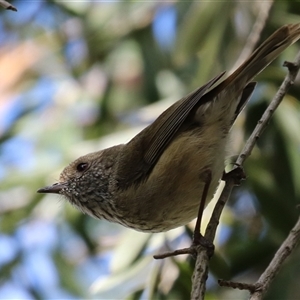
[[37, 183, 66, 194]]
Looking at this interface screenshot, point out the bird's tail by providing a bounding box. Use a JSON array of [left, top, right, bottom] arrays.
[[202, 23, 300, 122], [225, 23, 300, 88]]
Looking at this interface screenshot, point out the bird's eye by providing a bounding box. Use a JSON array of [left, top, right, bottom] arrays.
[[76, 163, 88, 172]]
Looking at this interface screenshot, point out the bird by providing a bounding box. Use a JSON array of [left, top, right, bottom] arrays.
[[38, 24, 300, 241]]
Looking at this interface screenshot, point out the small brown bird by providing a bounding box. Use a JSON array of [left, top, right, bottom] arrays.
[[38, 24, 300, 236]]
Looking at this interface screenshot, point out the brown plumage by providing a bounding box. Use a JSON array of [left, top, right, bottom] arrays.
[[38, 24, 300, 232]]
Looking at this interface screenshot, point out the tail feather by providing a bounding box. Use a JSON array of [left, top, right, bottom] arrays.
[[199, 23, 300, 125], [213, 23, 300, 96], [230, 23, 300, 84]]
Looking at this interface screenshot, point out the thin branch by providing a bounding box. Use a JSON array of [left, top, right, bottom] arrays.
[[249, 215, 300, 300], [190, 247, 209, 300], [236, 56, 300, 166], [218, 279, 256, 293], [218, 215, 300, 298], [190, 50, 300, 300], [190, 175, 236, 299], [153, 247, 196, 259], [0, 0, 17, 11]]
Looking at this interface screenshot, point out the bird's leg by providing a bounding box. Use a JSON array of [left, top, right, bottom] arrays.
[[154, 169, 215, 260], [192, 169, 214, 257], [187, 166, 246, 258], [153, 167, 247, 259]]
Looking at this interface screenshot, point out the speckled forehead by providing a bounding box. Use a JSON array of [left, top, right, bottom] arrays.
[[59, 163, 74, 181]]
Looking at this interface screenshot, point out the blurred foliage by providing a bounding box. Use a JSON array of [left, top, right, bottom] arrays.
[[1, 1, 300, 299]]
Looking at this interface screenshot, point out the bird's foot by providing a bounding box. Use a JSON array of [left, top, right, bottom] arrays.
[[222, 166, 246, 185]]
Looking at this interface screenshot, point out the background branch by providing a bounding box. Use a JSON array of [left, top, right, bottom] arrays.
[[249, 215, 300, 300]]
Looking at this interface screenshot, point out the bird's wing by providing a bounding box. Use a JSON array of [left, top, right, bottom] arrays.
[[143, 72, 226, 166], [232, 81, 256, 124], [117, 72, 225, 189]]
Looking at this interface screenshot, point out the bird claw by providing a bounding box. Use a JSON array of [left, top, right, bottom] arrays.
[[222, 166, 246, 186], [192, 233, 215, 259]]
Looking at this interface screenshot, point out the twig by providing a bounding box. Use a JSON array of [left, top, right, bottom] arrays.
[[190, 50, 300, 300], [249, 215, 300, 299], [153, 247, 196, 259], [190, 176, 235, 299], [218, 215, 300, 298], [190, 246, 209, 300], [218, 279, 256, 293], [236, 57, 300, 166], [0, 0, 17, 11]]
